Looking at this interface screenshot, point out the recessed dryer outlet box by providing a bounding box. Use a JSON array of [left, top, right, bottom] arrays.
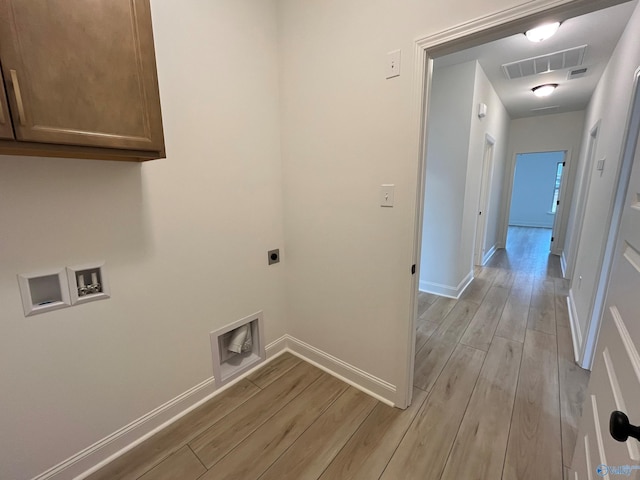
[[17, 269, 71, 316], [67, 263, 110, 305], [268, 249, 280, 265], [210, 311, 265, 388]]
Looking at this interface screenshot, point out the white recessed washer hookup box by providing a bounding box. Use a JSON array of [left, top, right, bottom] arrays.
[[66, 262, 111, 305]]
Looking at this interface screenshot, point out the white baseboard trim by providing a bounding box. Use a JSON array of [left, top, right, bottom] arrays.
[[419, 270, 473, 299], [561, 251, 568, 278], [33, 377, 217, 480], [567, 289, 583, 364], [508, 222, 554, 229], [280, 334, 396, 407], [33, 332, 395, 480], [33, 340, 290, 480], [481, 244, 497, 266]]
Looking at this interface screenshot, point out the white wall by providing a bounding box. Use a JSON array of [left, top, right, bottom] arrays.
[[509, 152, 564, 228], [566, 0, 640, 356], [278, 0, 526, 406], [464, 62, 511, 267], [420, 61, 476, 295], [503, 110, 586, 254], [0, 1, 286, 479]]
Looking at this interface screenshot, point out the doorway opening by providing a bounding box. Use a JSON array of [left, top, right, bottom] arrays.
[[406, 0, 634, 410], [505, 150, 567, 256]]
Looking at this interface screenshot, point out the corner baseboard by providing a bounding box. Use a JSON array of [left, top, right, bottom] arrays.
[[265, 335, 288, 358], [419, 270, 473, 299], [32, 333, 395, 480], [280, 334, 396, 406], [567, 289, 582, 363], [481, 244, 497, 266], [560, 251, 568, 278]]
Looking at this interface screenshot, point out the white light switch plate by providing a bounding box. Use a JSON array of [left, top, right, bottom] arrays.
[[386, 50, 401, 79], [380, 184, 395, 207]]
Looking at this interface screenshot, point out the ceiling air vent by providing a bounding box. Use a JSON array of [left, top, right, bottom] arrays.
[[531, 105, 560, 113], [502, 45, 587, 80], [567, 67, 588, 79]]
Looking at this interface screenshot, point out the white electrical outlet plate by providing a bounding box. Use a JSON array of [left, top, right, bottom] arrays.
[[67, 262, 110, 305], [386, 50, 401, 79], [17, 268, 71, 316]]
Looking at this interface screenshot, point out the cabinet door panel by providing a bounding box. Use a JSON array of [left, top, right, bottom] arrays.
[[0, 0, 164, 151]]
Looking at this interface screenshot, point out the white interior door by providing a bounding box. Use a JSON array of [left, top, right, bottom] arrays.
[[571, 76, 640, 480], [474, 134, 495, 266]]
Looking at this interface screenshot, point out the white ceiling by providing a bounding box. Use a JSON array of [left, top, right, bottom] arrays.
[[434, 1, 637, 119]]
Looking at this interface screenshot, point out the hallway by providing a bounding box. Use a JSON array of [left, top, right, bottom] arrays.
[[413, 226, 589, 479]]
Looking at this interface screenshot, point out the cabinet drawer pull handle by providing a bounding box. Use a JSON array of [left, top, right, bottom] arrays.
[[10, 69, 26, 126]]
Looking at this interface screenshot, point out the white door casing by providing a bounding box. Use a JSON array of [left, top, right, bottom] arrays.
[[475, 134, 496, 266], [571, 70, 640, 479], [551, 151, 569, 256]]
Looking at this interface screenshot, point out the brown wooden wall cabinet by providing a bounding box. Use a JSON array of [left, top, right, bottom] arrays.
[[0, 0, 165, 162]]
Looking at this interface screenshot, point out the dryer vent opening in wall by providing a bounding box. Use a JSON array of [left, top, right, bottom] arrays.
[[210, 311, 265, 387]]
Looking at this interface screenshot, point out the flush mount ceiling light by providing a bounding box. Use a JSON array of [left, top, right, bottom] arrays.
[[532, 83, 558, 97], [525, 22, 561, 42]]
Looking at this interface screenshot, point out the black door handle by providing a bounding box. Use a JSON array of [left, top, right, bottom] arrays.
[[610, 411, 640, 442]]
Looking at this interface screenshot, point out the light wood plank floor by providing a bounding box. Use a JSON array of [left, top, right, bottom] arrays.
[[89, 226, 589, 480]]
